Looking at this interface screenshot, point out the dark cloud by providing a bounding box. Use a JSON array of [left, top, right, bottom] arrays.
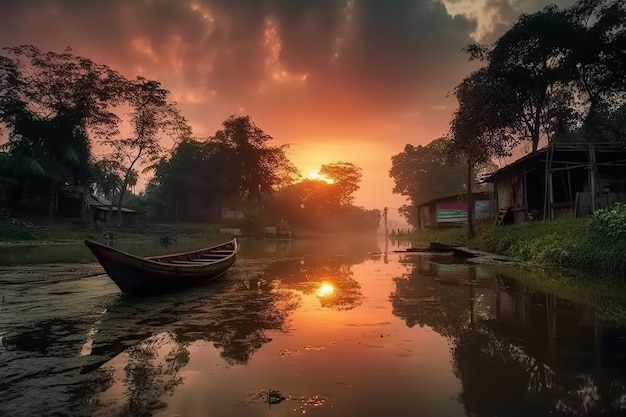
[[0, 0, 478, 134], [0, 0, 570, 207]]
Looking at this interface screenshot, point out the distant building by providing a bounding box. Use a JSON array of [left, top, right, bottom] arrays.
[[483, 142, 626, 224], [221, 207, 245, 220], [415, 192, 493, 230], [88, 195, 138, 225]]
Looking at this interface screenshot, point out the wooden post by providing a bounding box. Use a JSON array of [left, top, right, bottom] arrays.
[[589, 145, 597, 212], [543, 145, 552, 220], [523, 161, 528, 220], [467, 157, 474, 239], [567, 169, 573, 209], [548, 172, 554, 220], [383, 207, 388, 239]]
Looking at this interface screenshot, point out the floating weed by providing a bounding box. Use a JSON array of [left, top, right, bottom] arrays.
[[240, 389, 333, 412]]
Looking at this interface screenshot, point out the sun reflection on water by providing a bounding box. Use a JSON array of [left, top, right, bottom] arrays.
[[315, 283, 335, 298]]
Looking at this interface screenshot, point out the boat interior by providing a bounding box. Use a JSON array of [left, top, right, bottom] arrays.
[[147, 245, 236, 266]]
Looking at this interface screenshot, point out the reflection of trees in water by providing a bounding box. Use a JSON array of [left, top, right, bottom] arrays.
[[77, 277, 298, 415], [452, 323, 626, 416], [263, 254, 369, 311], [390, 259, 626, 416], [173, 279, 298, 365], [115, 333, 189, 417]]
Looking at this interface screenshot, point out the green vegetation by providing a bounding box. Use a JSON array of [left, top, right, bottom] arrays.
[[0, 218, 231, 244], [412, 206, 626, 276], [0, 47, 380, 237], [491, 264, 626, 324]]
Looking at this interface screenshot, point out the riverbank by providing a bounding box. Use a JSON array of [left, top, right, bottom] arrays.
[[0, 218, 370, 246], [0, 220, 227, 246], [408, 217, 626, 277]]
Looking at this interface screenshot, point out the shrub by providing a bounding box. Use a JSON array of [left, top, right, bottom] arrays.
[[590, 203, 626, 241]]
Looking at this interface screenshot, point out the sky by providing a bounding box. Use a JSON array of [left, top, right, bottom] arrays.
[[0, 0, 574, 220]]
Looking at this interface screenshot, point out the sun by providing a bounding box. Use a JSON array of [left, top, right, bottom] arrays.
[[315, 282, 335, 298], [307, 171, 335, 184]]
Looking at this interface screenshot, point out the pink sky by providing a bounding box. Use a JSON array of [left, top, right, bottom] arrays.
[[0, 0, 574, 219]]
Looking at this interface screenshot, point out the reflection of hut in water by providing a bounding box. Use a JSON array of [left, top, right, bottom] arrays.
[[416, 256, 492, 286], [486, 276, 626, 373]]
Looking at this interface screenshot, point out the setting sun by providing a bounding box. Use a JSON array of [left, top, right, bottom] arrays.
[[307, 171, 335, 184], [315, 283, 335, 298]]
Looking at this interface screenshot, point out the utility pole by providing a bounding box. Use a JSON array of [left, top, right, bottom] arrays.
[[383, 207, 388, 238]]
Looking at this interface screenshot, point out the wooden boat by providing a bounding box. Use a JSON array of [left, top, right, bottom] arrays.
[[84, 239, 239, 295]]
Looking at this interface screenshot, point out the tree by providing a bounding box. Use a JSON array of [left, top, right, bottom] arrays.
[[389, 138, 486, 227], [466, 7, 579, 151], [449, 69, 516, 238], [148, 138, 232, 221], [91, 158, 124, 219], [0, 45, 126, 220], [208, 115, 297, 204], [108, 77, 190, 226], [566, 0, 626, 139], [319, 162, 362, 206]]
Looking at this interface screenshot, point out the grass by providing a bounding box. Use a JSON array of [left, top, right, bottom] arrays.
[[0, 219, 227, 245], [411, 218, 626, 277]]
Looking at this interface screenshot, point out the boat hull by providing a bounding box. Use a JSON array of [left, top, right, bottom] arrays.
[[85, 239, 238, 296]]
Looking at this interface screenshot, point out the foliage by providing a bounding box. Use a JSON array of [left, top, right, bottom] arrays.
[[319, 162, 362, 206], [208, 115, 297, 203], [411, 216, 626, 276], [449, 69, 517, 163], [106, 77, 190, 226], [453, 0, 626, 152], [260, 162, 378, 233], [589, 203, 626, 241], [148, 138, 231, 221], [390, 138, 492, 227]]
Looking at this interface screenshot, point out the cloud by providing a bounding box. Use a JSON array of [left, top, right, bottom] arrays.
[[440, 0, 576, 41], [0, 1, 478, 136], [0, 0, 568, 208]]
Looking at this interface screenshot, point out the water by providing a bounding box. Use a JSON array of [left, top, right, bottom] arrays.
[[1, 237, 626, 416]]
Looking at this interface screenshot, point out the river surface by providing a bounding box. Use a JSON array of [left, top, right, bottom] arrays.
[[2, 237, 626, 416]]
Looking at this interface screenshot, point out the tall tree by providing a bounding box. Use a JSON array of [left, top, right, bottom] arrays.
[[466, 7, 579, 151], [566, 0, 626, 139], [208, 115, 297, 204], [319, 162, 362, 206], [449, 69, 516, 238], [0, 45, 126, 220], [108, 77, 190, 226]]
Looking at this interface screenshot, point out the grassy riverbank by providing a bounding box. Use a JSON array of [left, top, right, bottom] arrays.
[[0, 219, 225, 245], [410, 217, 626, 277], [0, 218, 352, 245]]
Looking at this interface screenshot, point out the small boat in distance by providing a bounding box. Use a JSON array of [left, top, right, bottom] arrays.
[[84, 239, 239, 296]]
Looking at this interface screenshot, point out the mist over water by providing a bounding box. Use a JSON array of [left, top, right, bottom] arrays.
[[2, 237, 626, 416]]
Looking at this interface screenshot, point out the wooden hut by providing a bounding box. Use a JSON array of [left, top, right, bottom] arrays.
[[415, 192, 493, 230], [484, 142, 626, 224]]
